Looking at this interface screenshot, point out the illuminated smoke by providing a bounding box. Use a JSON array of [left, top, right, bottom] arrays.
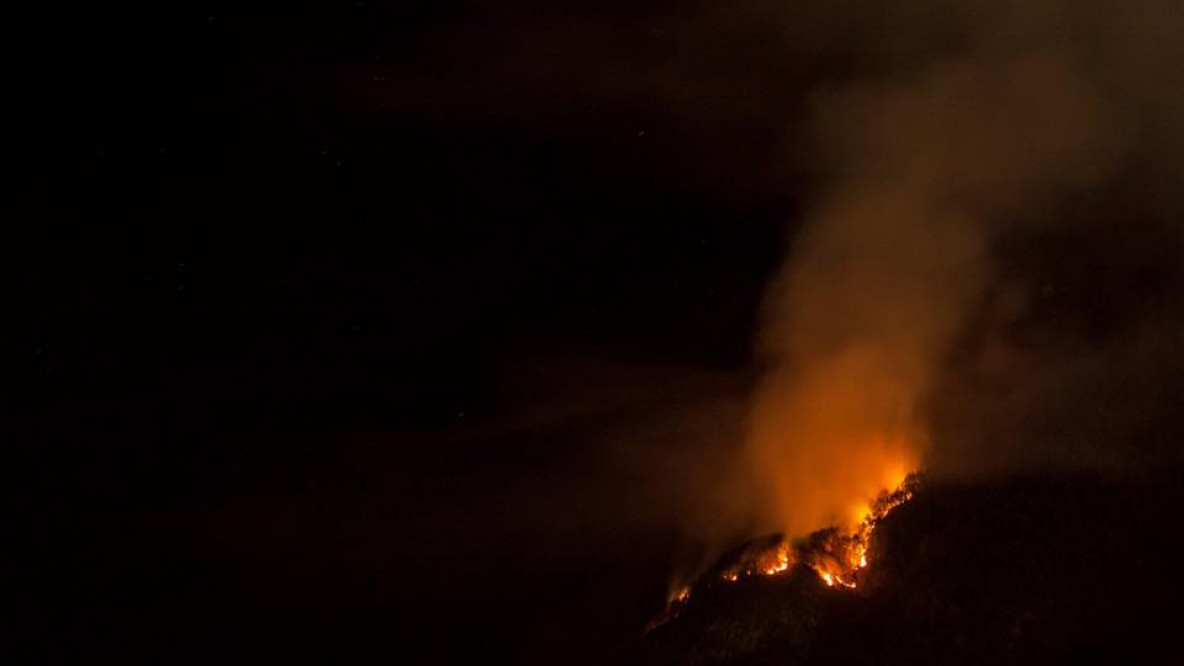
[[744, 49, 1120, 539]]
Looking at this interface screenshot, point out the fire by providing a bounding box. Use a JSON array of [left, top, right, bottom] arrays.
[[760, 542, 792, 575], [650, 474, 918, 632], [745, 346, 926, 547], [797, 474, 916, 589], [720, 474, 917, 590]]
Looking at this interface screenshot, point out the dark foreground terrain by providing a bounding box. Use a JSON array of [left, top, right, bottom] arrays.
[[625, 471, 1184, 665]]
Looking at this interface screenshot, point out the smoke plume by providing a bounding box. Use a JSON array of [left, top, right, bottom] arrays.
[[743, 0, 1183, 539], [364, 0, 1184, 587]]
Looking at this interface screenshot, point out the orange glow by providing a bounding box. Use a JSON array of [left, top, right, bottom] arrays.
[[797, 475, 916, 589], [712, 474, 916, 591], [757, 542, 792, 576], [746, 347, 925, 545], [652, 476, 917, 627]]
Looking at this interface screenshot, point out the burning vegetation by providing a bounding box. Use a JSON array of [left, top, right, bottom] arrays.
[[721, 473, 916, 590], [656, 473, 920, 628], [791, 474, 917, 589], [632, 472, 1183, 666]]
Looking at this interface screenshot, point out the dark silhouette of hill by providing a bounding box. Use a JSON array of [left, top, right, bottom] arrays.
[[625, 470, 1184, 665]]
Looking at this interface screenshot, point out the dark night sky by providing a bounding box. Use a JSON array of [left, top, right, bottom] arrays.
[[18, 2, 1184, 664], [19, 3, 803, 664]]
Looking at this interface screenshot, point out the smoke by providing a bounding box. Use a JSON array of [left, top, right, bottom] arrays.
[[358, 0, 1184, 586], [742, 0, 1183, 539]]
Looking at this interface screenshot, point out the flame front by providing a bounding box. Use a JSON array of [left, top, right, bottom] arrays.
[[719, 474, 916, 590], [800, 476, 915, 589], [650, 475, 918, 632]]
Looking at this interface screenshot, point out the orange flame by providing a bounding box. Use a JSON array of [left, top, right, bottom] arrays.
[[651, 476, 917, 630], [718, 474, 916, 590]]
